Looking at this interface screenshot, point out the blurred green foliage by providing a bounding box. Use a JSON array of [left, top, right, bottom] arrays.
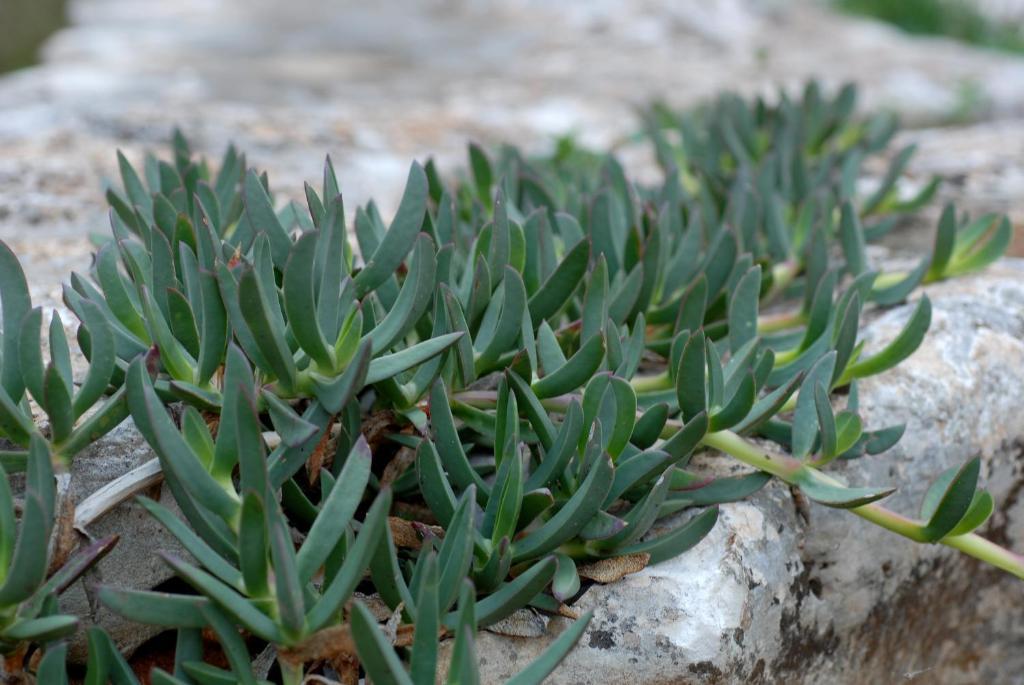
[[836, 0, 1024, 53], [0, 0, 67, 74]]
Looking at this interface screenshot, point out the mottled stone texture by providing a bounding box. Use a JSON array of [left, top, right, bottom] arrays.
[[57, 419, 184, 662], [467, 263, 1024, 684]]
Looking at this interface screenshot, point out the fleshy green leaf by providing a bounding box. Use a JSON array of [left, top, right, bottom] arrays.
[[532, 334, 605, 400], [920, 458, 981, 542], [795, 470, 894, 509], [365, 233, 436, 354], [307, 488, 392, 632], [476, 267, 527, 372], [527, 239, 590, 323], [947, 490, 995, 537], [284, 231, 333, 368], [125, 360, 239, 522], [72, 299, 117, 419], [365, 332, 464, 385], [97, 587, 210, 629], [676, 330, 707, 422], [841, 297, 931, 382], [464, 556, 557, 628], [512, 454, 613, 563], [355, 162, 428, 295], [631, 403, 669, 449], [0, 437, 53, 605], [926, 203, 956, 280], [243, 169, 291, 268], [352, 600, 415, 685], [237, 266, 297, 390], [618, 505, 718, 564], [1, 241, 33, 401], [552, 553, 580, 602], [4, 615, 78, 642], [296, 436, 372, 581], [504, 611, 594, 685], [417, 440, 458, 527], [728, 266, 761, 353]]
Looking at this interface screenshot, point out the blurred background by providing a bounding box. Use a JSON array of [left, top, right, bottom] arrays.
[[4, 0, 1024, 305]]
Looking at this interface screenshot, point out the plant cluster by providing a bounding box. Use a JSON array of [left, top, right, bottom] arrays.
[[0, 82, 1020, 683]]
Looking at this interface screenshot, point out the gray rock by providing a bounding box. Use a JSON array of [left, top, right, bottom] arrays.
[[58, 418, 184, 662], [458, 262, 1024, 684]]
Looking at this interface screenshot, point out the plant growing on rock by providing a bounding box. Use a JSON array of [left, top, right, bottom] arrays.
[[0, 82, 1021, 682], [0, 436, 118, 667], [0, 243, 128, 471]]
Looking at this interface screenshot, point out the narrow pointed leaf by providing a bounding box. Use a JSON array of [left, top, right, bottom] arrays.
[[527, 239, 589, 322], [795, 470, 894, 509], [619, 505, 718, 564], [532, 334, 604, 400], [296, 436, 372, 581], [365, 332, 464, 385], [355, 162, 428, 295], [921, 458, 981, 542]]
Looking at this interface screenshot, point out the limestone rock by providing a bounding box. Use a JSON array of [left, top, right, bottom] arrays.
[[459, 262, 1024, 684]]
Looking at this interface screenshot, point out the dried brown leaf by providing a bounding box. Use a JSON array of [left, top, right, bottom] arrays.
[[484, 608, 549, 638], [577, 553, 650, 583], [305, 415, 338, 485], [388, 516, 443, 549], [277, 624, 358, 667], [380, 446, 416, 487]]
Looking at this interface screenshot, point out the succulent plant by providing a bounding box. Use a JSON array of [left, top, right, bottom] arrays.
[[0, 437, 116, 660], [0, 247, 123, 680], [351, 568, 593, 685], [1, 82, 1022, 683], [0, 243, 126, 471], [92, 349, 386, 681]]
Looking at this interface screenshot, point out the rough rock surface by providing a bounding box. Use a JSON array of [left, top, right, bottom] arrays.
[[465, 262, 1024, 684], [59, 419, 184, 661]]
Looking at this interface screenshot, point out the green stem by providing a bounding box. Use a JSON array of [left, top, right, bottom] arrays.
[[779, 392, 798, 414], [449, 390, 1024, 579], [454, 390, 575, 414], [944, 533, 1024, 579], [702, 429, 1024, 580], [872, 270, 909, 291], [700, 429, 804, 480], [772, 346, 799, 366], [759, 259, 802, 309], [757, 309, 806, 334], [770, 260, 800, 295], [630, 371, 671, 393], [278, 659, 304, 685]]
